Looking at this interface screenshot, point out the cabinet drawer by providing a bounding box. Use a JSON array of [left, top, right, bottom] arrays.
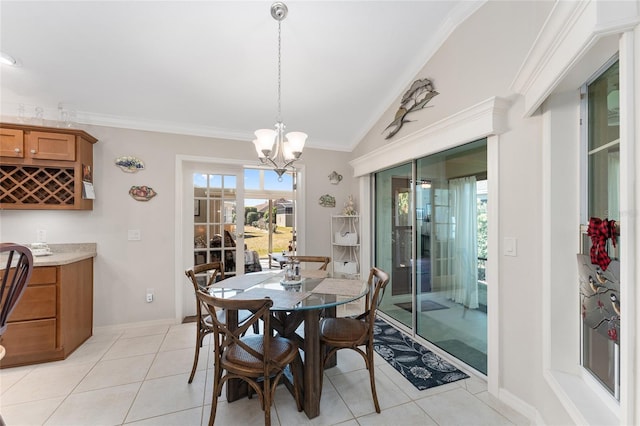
[[0, 265, 56, 287], [0, 128, 24, 158], [29, 266, 57, 284], [7, 284, 56, 321], [1, 318, 57, 353], [26, 131, 76, 161]]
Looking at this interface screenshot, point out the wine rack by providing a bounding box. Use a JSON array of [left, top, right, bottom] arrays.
[[1, 165, 75, 206]]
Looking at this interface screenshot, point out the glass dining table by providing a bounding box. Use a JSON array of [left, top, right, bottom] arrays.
[[208, 269, 369, 419]]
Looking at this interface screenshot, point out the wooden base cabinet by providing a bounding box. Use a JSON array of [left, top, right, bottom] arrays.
[[0, 258, 94, 368]]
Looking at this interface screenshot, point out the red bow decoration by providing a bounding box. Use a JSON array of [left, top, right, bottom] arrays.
[[587, 217, 617, 271]]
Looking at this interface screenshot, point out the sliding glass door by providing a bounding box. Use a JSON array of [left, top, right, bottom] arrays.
[[375, 163, 413, 329], [375, 139, 488, 374]]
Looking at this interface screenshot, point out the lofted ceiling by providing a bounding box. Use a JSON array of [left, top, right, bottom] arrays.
[[0, 1, 483, 152]]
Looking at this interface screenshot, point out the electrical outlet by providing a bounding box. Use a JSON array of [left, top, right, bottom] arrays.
[[146, 287, 154, 303], [37, 229, 47, 242]]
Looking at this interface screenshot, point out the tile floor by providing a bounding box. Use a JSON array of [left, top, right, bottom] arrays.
[[0, 322, 530, 425]]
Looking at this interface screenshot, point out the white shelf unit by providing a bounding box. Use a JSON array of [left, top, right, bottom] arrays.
[[331, 215, 360, 278]]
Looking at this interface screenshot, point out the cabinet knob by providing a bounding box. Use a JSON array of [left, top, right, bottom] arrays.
[[14, 148, 20, 153], [30, 149, 37, 154]]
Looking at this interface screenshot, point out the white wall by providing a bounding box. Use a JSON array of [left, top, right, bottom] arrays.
[[352, 0, 554, 160], [349, 1, 574, 424], [0, 123, 353, 327]]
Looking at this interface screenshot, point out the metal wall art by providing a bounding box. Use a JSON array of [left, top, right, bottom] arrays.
[[384, 78, 439, 139], [318, 194, 336, 208]]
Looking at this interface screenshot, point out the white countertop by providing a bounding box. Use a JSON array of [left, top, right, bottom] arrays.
[[33, 251, 96, 266], [12, 243, 97, 267]]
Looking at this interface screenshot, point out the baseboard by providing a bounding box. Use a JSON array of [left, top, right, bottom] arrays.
[[498, 387, 544, 425], [93, 317, 179, 334]]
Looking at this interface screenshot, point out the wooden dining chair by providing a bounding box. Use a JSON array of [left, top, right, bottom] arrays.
[[0, 244, 33, 426], [184, 261, 255, 383], [197, 290, 303, 426], [0, 243, 34, 345], [288, 255, 331, 270], [318, 266, 390, 413]]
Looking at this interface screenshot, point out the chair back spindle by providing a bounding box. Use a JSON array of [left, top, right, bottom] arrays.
[[0, 243, 34, 336]]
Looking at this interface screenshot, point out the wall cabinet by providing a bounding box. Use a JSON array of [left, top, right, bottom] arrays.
[[331, 215, 361, 278], [0, 258, 94, 368], [0, 123, 97, 210]]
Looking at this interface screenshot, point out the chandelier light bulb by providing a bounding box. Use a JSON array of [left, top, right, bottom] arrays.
[[254, 128, 277, 154], [285, 131, 307, 156], [282, 141, 294, 161], [253, 140, 266, 158]]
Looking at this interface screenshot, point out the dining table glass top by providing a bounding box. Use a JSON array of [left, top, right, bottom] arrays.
[[208, 269, 368, 311]]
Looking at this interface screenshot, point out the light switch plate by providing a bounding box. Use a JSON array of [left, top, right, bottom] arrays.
[[504, 237, 517, 256]]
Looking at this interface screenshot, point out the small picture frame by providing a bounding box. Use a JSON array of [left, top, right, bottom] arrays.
[[82, 164, 92, 183]]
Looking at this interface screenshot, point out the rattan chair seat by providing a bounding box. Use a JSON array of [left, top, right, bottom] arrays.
[[224, 335, 298, 370], [319, 317, 368, 345]]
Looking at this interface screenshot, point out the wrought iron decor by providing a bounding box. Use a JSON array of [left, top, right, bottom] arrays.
[[384, 78, 439, 139]]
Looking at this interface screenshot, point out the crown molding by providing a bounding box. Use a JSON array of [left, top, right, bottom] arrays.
[[349, 96, 509, 177], [511, 0, 640, 117]]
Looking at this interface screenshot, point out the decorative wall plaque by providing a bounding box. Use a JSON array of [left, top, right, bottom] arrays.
[[319, 194, 336, 208], [129, 185, 157, 201], [384, 78, 439, 139], [115, 156, 145, 173]]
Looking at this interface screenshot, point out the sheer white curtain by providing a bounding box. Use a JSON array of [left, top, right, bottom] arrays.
[[445, 176, 478, 308]]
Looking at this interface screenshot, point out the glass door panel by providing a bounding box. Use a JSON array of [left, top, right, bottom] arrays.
[[243, 169, 295, 263], [415, 139, 487, 374], [193, 172, 243, 277], [375, 163, 413, 329]]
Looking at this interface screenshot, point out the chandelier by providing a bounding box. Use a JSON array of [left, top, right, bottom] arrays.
[[253, 2, 307, 180]]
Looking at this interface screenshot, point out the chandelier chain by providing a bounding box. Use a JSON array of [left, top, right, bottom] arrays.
[[277, 19, 282, 123]]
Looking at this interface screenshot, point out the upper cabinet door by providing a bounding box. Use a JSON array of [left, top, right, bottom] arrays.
[[0, 128, 25, 158], [26, 131, 76, 162]]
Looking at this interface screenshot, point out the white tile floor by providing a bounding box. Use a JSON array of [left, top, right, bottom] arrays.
[[0, 322, 530, 425]]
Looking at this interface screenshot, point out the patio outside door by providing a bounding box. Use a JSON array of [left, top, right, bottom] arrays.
[[375, 163, 413, 329], [192, 166, 245, 278], [375, 139, 488, 374]]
